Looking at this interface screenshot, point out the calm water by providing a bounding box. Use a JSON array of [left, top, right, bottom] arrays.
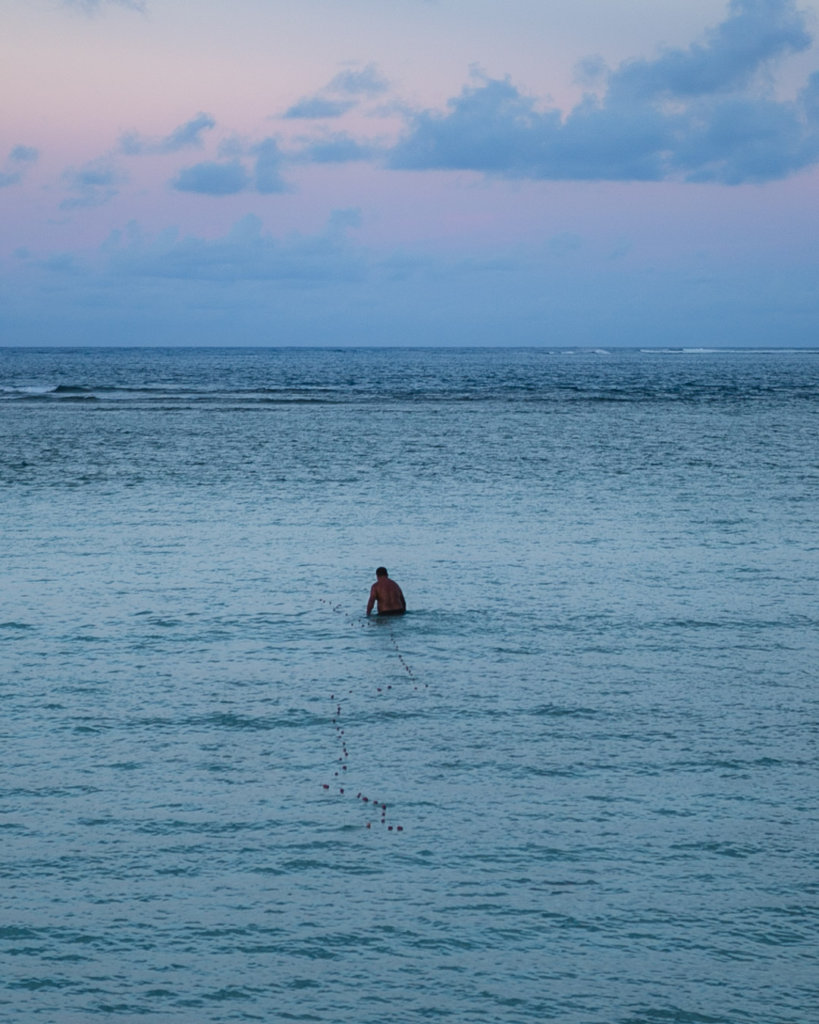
[[2, 347, 818, 1024]]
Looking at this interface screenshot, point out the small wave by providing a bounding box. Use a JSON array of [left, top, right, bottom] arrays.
[[53, 383, 200, 395], [671, 840, 763, 859], [5, 390, 99, 403], [533, 703, 602, 719], [1, 385, 55, 396], [4, 377, 815, 406]]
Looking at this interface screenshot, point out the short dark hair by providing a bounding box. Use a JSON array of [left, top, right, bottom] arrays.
[[375, 566, 388, 577]]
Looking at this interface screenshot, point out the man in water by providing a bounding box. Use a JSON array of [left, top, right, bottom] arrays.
[[366, 567, 406, 617]]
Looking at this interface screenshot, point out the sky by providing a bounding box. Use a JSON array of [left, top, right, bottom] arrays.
[[1, 0, 818, 347]]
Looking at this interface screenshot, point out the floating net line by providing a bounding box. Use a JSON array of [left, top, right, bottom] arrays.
[[318, 598, 427, 832]]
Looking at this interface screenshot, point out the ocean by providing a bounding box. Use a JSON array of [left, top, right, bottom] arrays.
[[1, 346, 817, 1023]]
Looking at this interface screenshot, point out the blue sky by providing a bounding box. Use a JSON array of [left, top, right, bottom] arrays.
[[1, 0, 818, 346]]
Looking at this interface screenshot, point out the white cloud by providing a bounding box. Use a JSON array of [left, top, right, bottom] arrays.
[[60, 159, 125, 208], [252, 138, 289, 193], [293, 132, 378, 164], [120, 113, 216, 155], [284, 63, 390, 119], [170, 139, 291, 196], [62, 0, 145, 12], [328, 64, 390, 97], [389, 0, 819, 184], [101, 213, 367, 283], [172, 160, 251, 196], [0, 145, 40, 188], [63, 0, 146, 12], [284, 97, 357, 120]]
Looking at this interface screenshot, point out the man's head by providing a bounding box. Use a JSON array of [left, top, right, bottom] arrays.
[[375, 566, 388, 578]]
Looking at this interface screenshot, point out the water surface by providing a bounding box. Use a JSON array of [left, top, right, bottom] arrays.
[[2, 347, 817, 1023]]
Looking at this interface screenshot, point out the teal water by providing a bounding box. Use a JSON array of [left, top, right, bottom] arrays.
[[2, 348, 817, 1023]]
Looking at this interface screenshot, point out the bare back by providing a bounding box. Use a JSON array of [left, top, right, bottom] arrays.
[[367, 576, 406, 615]]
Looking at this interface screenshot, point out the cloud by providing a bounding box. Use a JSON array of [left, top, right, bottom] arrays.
[[253, 138, 289, 193], [328, 64, 390, 97], [172, 159, 251, 195], [101, 213, 366, 283], [10, 145, 39, 164], [10, 204, 817, 347], [60, 159, 125, 208], [36, 252, 84, 274], [63, 0, 146, 13], [389, 0, 819, 184], [284, 63, 389, 119], [672, 93, 819, 184], [0, 145, 40, 187], [63, 0, 146, 12], [170, 139, 291, 196], [390, 74, 671, 181], [120, 113, 216, 155], [295, 132, 377, 164], [609, 0, 811, 100], [801, 70, 819, 122], [284, 97, 356, 120]]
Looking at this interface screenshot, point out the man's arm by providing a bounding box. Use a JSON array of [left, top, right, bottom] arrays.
[[366, 583, 377, 616]]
